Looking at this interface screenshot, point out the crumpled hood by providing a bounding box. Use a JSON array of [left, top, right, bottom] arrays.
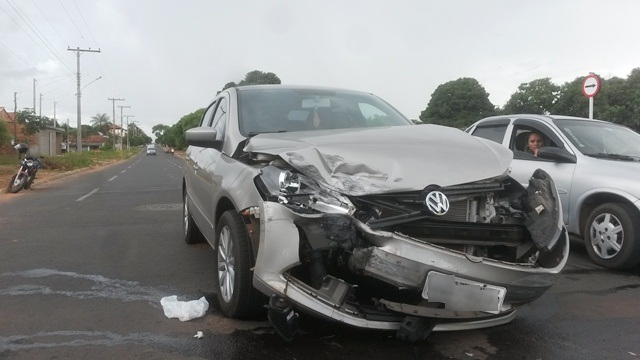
[[245, 125, 513, 196]]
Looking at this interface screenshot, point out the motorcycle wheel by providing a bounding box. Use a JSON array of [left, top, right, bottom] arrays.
[[7, 174, 26, 193]]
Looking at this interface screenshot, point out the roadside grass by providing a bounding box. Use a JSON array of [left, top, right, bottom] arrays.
[[0, 149, 140, 171]]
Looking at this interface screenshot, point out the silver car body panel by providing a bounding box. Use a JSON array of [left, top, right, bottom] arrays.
[[245, 125, 513, 196]]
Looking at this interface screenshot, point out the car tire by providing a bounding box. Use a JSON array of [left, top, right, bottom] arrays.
[[584, 202, 640, 269], [214, 210, 264, 318], [183, 190, 204, 244]]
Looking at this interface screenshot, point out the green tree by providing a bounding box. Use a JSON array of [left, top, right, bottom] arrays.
[[420, 77, 496, 128], [502, 78, 560, 115], [554, 77, 588, 118], [222, 70, 281, 90], [15, 109, 50, 136], [595, 76, 633, 127], [90, 113, 111, 135], [81, 124, 100, 136], [625, 68, 640, 130], [152, 124, 169, 139], [157, 109, 205, 150], [0, 118, 10, 145]]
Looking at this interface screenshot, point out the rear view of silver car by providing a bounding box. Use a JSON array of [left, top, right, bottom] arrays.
[[182, 86, 569, 341]]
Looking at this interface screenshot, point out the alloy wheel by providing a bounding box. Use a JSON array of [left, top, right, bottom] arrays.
[[589, 212, 624, 259], [217, 226, 235, 303]]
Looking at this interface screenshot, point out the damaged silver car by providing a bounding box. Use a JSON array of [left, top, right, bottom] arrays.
[[182, 85, 569, 341]]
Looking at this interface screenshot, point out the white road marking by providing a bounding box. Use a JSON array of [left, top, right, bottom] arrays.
[[108, 176, 118, 181], [76, 188, 99, 202]]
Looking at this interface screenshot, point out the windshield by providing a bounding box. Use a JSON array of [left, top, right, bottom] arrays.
[[238, 88, 412, 136], [554, 119, 640, 159]]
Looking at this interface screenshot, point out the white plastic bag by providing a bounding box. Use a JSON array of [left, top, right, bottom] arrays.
[[160, 295, 209, 321]]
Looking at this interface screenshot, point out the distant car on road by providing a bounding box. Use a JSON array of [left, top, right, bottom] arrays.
[[146, 145, 156, 155], [182, 85, 568, 341], [467, 114, 640, 270]]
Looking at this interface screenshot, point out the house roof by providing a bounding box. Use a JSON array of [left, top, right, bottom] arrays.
[[0, 107, 15, 123], [68, 134, 108, 145]]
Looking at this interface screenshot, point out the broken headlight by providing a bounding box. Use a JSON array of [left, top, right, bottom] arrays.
[[257, 165, 355, 215]]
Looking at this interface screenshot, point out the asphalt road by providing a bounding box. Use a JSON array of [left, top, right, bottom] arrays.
[[1, 150, 639, 360]]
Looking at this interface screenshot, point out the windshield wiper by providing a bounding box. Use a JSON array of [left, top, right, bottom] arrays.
[[585, 153, 640, 161], [247, 130, 288, 137]]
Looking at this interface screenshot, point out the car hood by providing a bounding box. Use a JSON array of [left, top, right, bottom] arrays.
[[245, 125, 513, 196]]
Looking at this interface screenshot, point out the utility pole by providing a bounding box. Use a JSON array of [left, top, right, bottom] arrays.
[[117, 105, 130, 150], [39, 93, 43, 117], [66, 118, 69, 154], [54, 101, 57, 126], [13, 92, 18, 141], [33, 79, 36, 113], [108, 97, 124, 148], [68, 47, 101, 153], [125, 115, 135, 150]]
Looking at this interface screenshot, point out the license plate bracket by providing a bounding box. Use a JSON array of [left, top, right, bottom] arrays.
[[422, 271, 506, 313]]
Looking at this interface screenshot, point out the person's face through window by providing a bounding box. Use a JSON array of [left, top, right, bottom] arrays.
[[527, 132, 544, 155]]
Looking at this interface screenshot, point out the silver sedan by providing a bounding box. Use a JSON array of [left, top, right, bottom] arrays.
[[183, 86, 568, 341]]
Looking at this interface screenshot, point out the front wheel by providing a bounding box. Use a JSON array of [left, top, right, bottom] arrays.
[[7, 174, 26, 193], [584, 202, 640, 269], [214, 210, 264, 318]]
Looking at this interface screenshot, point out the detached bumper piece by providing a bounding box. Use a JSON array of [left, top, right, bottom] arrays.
[[266, 294, 299, 341]]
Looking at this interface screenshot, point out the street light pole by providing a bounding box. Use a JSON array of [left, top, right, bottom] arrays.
[[117, 105, 130, 150], [108, 97, 124, 148], [125, 115, 135, 150]]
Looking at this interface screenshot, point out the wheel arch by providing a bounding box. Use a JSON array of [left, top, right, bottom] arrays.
[[215, 197, 237, 226], [577, 192, 640, 236]]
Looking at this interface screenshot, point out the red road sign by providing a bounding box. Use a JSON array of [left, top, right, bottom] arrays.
[[582, 74, 601, 98]]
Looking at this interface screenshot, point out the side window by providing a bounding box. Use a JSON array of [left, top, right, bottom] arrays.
[[471, 125, 508, 144], [511, 125, 558, 160], [201, 100, 218, 127], [358, 103, 390, 126], [210, 97, 228, 141]]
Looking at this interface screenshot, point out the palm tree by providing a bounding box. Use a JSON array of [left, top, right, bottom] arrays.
[[90, 113, 111, 135]]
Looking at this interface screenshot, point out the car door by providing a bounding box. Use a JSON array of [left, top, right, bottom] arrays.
[[193, 96, 230, 241], [186, 99, 220, 240], [506, 118, 577, 225]]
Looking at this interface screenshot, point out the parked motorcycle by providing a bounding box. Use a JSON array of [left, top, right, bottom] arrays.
[[7, 143, 41, 193]]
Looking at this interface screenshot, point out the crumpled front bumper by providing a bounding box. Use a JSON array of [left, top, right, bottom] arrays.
[[253, 200, 569, 331]]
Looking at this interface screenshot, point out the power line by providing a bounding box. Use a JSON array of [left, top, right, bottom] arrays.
[[73, 0, 99, 46], [5, 0, 74, 73], [58, 0, 89, 47], [0, 38, 38, 70], [30, 0, 70, 47]]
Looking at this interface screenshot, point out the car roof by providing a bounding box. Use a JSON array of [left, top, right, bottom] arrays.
[[233, 84, 373, 95], [477, 114, 613, 126]]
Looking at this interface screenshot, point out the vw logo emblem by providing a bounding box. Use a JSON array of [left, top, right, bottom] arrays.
[[425, 191, 449, 216]]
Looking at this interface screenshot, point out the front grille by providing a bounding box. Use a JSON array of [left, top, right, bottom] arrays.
[[351, 180, 505, 225], [349, 180, 529, 247]]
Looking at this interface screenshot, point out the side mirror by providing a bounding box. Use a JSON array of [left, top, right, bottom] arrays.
[[536, 147, 577, 163], [185, 127, 221, 149]]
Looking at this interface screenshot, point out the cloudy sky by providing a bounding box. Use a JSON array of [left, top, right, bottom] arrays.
[[1, 0, 639, 138]]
